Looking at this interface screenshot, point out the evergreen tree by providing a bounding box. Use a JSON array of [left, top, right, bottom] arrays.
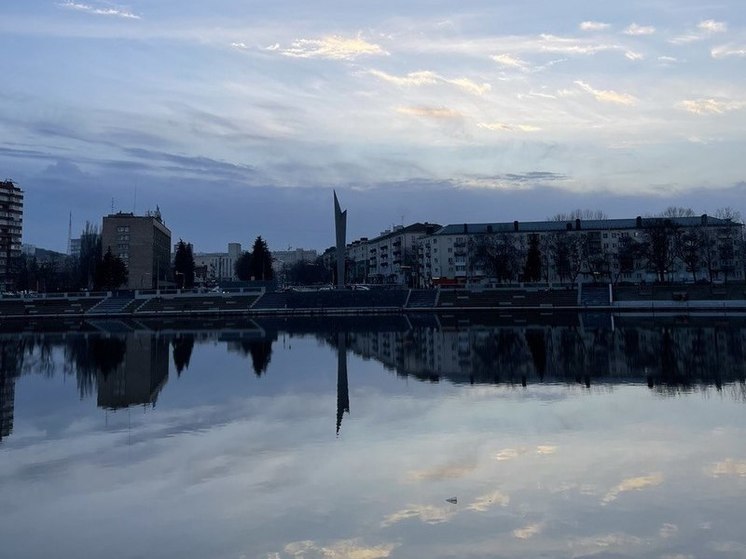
[[95, 247, 128, 290], [173, 239, 195, 288], [523, 234, 542, 282], [78, 222, 102, 290], [249, 236, 273, 281], [234, 251, 253, 281]]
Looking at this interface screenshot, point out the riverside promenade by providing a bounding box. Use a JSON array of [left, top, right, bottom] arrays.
[[1, 283, 745, 320]]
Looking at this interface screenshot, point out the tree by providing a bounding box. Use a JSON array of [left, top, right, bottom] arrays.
[[523, 234, 542, 282], [660, 206, 695, 218], [286, 258, 331, 285], [616, 236, 642, 282], [95, 247, 128, 290], [78, 222, 102, 290], [677, 228, 703, 282], [641, 218, 680, 282], [547, 232, 582, 283], [550, 209, 608, 222], [172, 334, 195, 376], [234, 251, 253, 281], [173, 239, 195, 289], [470, 233, 524, 283], [249, 236, 273, 281]]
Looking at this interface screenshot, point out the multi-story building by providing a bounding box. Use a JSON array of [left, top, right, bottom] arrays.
[[272, 247, 318, 270], [101, 209, 171, 289], [419, 216, 744, 286], [0, 180, 23, 291], [348, 223, 440, 286], [193, 242, 243, 283]]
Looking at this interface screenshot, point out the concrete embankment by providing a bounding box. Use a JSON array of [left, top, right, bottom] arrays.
[[1, 284, 745, 321]]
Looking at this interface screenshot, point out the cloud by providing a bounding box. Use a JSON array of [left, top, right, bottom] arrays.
[[658, 55, 678, 63], [381, 504, 453, 527], [678, 98, 745, 115], [710, 459, 746, 477], [495, 447, 528, 461], [671, 20, 727, 44], [659, 523, 679, 538], [396, 106, 463, 119], [537, 34, 622, 55], [280, 540, 397, 559], [536, 445, 557, 455], [698, 20, 727, 33], [407, 461, 476, 482], [624, 23, 656, 36], [230, 42, 247, 50], [477, 122, 541, 132], [277, 35, 386, 60], [456, 172, 568, 189], [59, 2, 140, 19], [711, 44, 746, 58], [602, 473, 664, 503], [574, 80, 637, 105], [513, 523, 544, 539], [368, 70, 490, 95], [625, 51, 644, 61], [465, 490, 510, 512], [491, 53, 528, 69], [580, 21, 610, 32], [369, 69, 438, 87]]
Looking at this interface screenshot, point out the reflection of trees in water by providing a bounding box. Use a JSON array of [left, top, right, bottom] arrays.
[[237, 339, 274, 376], [525, 329, 546, 380], [347, 321, 746, 394], [65, 336, 127, 397], [172, 335, 195, 376]]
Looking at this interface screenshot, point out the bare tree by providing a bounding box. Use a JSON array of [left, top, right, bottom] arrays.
[[470, 233, 524, 283], [677, 228, 703, 282], [659, 207, 696, 218], [549, 209, 608, 222], [714, 207, 743, 223], [641, 218, 680, 282], [547, 232, 583, 283]]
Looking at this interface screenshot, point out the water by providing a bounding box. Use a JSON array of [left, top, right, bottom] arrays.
[[1, 314, 745, 559]]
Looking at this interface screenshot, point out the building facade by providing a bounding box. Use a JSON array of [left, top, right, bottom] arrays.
[[347, 223, 440, 286], [0, 180, 23, 291], [193, 242, 243, 283], [419, 216, 744, 286], [101, 210, 171, 289]]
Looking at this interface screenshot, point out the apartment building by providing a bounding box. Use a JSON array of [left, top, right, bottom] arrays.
[[418, 216, 744, 286], [101, 210, 172, 289], [348, 223, 440, 286], [0, 180, 23, 291]]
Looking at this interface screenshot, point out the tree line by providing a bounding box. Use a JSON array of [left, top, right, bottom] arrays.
[[13, 222, 128, 292], [466, 207, 744, 284]]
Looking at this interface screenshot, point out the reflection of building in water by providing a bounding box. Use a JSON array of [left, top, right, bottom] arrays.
[[97, 334, 170, 409], [0, 368, 15, 441], [347, 321, 746, 387]]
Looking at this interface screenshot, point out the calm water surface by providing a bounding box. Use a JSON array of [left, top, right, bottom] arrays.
[[1, 314, 745, 559]]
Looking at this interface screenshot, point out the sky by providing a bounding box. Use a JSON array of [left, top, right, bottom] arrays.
[[1, 0, 745, 253]]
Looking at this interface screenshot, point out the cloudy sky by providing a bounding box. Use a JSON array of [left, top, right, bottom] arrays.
[[1, 0, 745, 252]]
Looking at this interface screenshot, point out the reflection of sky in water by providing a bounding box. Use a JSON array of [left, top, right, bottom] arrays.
[[1, 333, 745, 559]]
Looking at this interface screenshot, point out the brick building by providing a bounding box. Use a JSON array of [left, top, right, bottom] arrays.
[[101, 210, 171, 289]]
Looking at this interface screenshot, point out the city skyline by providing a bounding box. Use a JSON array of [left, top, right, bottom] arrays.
[[1, 1, 745, 252]]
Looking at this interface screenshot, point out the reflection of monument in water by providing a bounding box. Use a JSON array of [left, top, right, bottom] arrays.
[[336, 332, 349, 435], [96, 334, 170, 409]]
